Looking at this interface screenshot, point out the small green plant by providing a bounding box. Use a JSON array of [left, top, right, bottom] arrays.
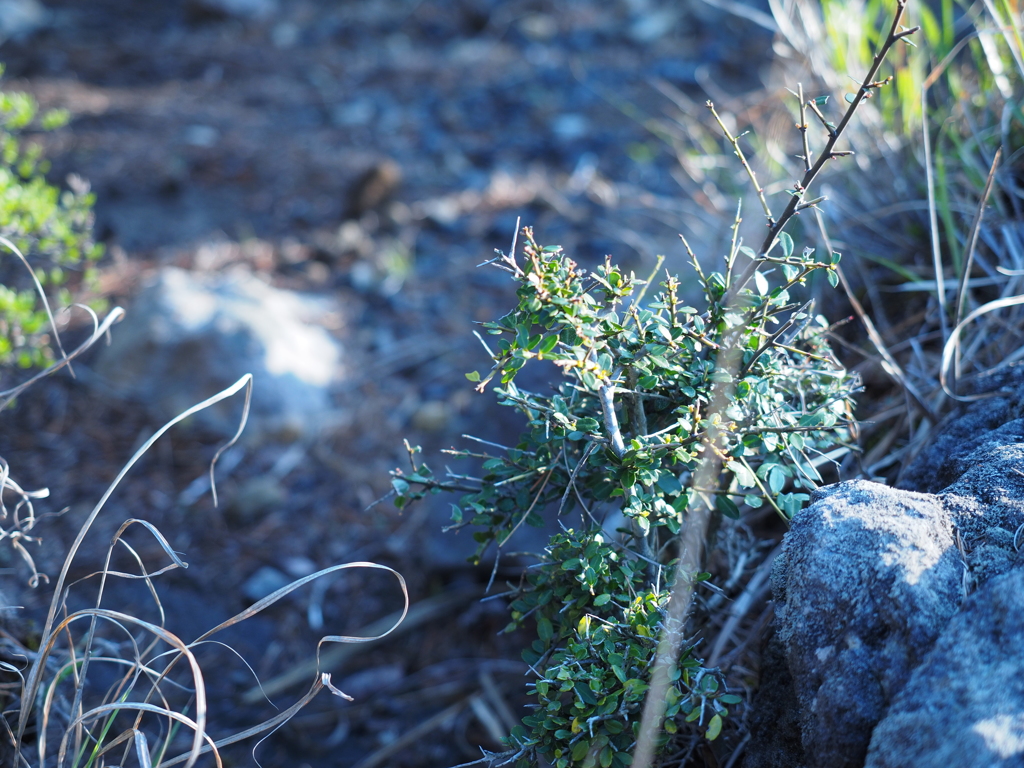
[[390, 9, 916, 765], [389, 4, 917, 765], [394, 216, 858, 764], [0, 64, 103, 369]]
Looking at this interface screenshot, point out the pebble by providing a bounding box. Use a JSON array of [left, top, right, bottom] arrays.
[[227, 477, 286, 525], [241, 565, 291, 603]]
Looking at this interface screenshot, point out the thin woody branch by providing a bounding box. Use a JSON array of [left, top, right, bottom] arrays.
[[724, 0, 918, 294]]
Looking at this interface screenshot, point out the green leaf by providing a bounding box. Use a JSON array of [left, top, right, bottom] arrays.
[[768, 465, 788, 494], [831, 250, 842, 265], [716, 495, 740, 519], [574, 682, 598, 705], [706, 714, 723, 740], [537, 616, 553, 642], [656, 472, 683, 495], [845, 92, 857, 103], [726, 461, 756, 488], [754, 270, 769, 296], [572, 740, 591, 761], [539, 334, 559, 354], [826, 269, 839, 288], [812, 95, 830, 106], [782, 264, 799, 282], [779, 231, 794, 259], [450, 503, 464, 523], [593, 593, 612, 606], [465, 371, 481, 382]]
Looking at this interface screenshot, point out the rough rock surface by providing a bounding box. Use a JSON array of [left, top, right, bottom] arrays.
[[768, 480, 963, 768], [865, 567, 1024, 767], [747, 367, 1024, 768], [939, 441, 1024, 585], [740, 626, 806, 768], [92, 266, 344, 442], [898, 369, 1024, 494]]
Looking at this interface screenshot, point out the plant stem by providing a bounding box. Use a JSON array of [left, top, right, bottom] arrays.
[[706, 104, 774, 229], [798, 83, 812, 173], [728, 0, 919, 293]]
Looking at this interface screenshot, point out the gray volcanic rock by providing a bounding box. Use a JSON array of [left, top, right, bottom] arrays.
[[898, 368, 1024, 494], [767, 480, 964, 768], [748, 369, 1024, 768], [866, 566, 1024, 768], [940, 441, 1024, 585], [741, 627, 807, 768], [92, 266, 344, 442]]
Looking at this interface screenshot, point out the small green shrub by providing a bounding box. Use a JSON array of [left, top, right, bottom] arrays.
[[0, 64, 103, 369], [390, 4, 917, 765], [394, 218, 858, 765]]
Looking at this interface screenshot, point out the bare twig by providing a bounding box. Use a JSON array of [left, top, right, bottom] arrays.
[[706, 103, 775, 228], [726, 0, 919, 293]]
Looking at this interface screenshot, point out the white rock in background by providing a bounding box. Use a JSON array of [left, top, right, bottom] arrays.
[[93, 266, 344, 442], [0, 0, 47, 42]]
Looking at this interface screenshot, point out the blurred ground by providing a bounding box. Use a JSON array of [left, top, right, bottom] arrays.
[[0, 1, 775, 765]]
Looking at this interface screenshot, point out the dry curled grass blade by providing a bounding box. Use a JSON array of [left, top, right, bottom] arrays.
[[0, 305, 125, 413], [190, 560, 408, 675], [158, 678, 327, 768], [0, 235, 71, 376], [36, 608, 208, 768], [940, 294, 1024, 401], [7, 367, 413, 768], [16, 374, 254, 755]]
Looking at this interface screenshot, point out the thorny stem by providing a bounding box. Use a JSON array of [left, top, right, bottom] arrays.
[[707, 104, 775, 229], [627, 368, 648, 439], [805, 97, 834, 135], [727, 0, 918, 294], [725, 200, 743, 290], [635, 8, 917, 765], [741, 298, 815, 377], [798, 83, 812, 173]]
